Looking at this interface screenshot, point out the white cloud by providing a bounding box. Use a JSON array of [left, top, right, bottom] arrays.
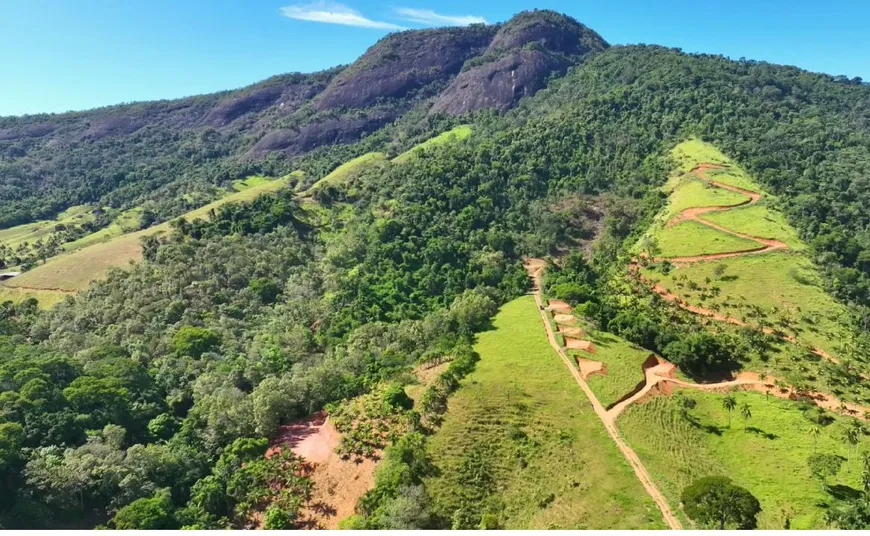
[[280, 2, 406, 30], [394, 7, 487, 27]]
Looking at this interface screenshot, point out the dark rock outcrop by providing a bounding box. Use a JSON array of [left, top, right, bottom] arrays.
[[431, 50, 568, 115], [315, 26, 496, 110], [431, 10, 608, 116]]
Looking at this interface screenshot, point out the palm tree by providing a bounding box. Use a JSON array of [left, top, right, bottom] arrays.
[[808, 425, 822, 453], [722, 394, 737, 428], [741, 403, 752, 431], [844, 427, 860, 469]]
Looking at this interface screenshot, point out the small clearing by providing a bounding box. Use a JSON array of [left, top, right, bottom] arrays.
[[269, 412, 376, 530]]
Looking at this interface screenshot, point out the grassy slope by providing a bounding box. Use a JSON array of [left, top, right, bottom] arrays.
[[656, 220, 760, 258], [3, 176, 290, 295], [305, 152, 386, 193], [392, 125, 472, 164], [641, 252, 850, 358], [0, 287, 70, 308], [702, 203, 806, 250], [0, 205, 94, 248], [581, 331, 653, 409], [619, 389, 863, 529], [641, 140, 852, 360], [425, 296, 665, 529], [671, 138, 730, 173], [663, 177, 748, 220]]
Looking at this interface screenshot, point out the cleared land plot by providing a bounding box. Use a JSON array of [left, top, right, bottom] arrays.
[[305, 152, 386, 193], [579, 332, 654, 409], [701, 203, 806, 251], [0, 205, 94, 248], [671, 138, 731, 173], [6, 177, 290, 293], [426, 296, 665, 529], [661, 178, 749, 221], [0, 287, 71, 308], [655, 220, 760, 258], [619, 389, 863, 529], [62, 207, 144, 252], [641, 251, 849, 357], [392, 125, 472, 164]]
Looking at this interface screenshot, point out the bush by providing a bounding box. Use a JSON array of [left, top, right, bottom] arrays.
[[263, 505, 293, 529]]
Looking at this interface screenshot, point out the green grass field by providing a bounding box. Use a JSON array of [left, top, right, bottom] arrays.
[[619, 389, 864, 529], [662, 177, 749, 220], [305, 152, 386, 193], [392, 125, 472, 164], [671, 138, 731, 173], [0, 205, 94, 248], [425, 296, 665, 529], [580, 332, 653, 409], [5, 176, 290, 294], [62, 207, 144, 252], [655, 220, 760, 258], [641, 251, 849, 359], [701, 203, 806, 250], [0, 286, 71, 308]]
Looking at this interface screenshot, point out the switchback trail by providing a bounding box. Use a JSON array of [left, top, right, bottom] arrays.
[[638, 163, 842, 366], [525, 259, 683, 530], [654, 163, 788, 265]]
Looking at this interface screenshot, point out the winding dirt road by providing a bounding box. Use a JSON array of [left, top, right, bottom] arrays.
[[655, 164, 788, 265], [638, 163, 845, 366], [525, 259, 683, 530]]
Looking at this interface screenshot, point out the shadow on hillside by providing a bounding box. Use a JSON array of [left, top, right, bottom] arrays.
[[745, 426, 778, 440], [827, 484, 862, 502]]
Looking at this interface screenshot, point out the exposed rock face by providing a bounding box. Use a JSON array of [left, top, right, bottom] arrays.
[[430, 50, 568, 115], [0, 11, 609, 159], [315, 26, 496, 110], [431, 10, 608, 116], [204, 79, 324, 128], [486, 10, 606, 56]]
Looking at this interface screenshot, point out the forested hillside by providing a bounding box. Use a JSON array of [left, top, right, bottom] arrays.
[[2, 7, 870, 530]]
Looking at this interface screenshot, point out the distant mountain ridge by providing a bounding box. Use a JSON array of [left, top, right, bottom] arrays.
[[1, 10, 603, 148]]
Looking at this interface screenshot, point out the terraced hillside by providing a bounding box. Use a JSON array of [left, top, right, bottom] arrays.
[[636, 140, 867, 401]]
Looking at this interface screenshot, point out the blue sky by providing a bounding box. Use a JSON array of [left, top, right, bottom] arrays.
[[1, 0, 868, 116]]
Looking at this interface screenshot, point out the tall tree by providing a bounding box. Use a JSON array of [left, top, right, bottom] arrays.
[[721, 395, 737, 428]]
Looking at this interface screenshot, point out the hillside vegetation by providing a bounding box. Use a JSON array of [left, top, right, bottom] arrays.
[[2, 7, 870, 530], [639, 141, 864, 401], [2, 176, 291, 295], [425, 297, 664, 529]]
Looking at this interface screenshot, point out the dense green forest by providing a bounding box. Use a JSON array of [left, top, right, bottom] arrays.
[[2, 9, 870, 529]]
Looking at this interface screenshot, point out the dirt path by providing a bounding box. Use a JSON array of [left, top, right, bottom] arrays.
[[655, 164, 788, 265], [638, 163, 848, 367], [0, 283, 76, 294], [606, 356, 870, 423], [524, 259, 683, 530], [634, 268, 841, 366]]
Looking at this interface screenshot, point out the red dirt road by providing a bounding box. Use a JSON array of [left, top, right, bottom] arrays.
[[655, 165, 787, 265]]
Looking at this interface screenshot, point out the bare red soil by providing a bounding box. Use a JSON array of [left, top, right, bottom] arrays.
[[269, 412, 375, 529]]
